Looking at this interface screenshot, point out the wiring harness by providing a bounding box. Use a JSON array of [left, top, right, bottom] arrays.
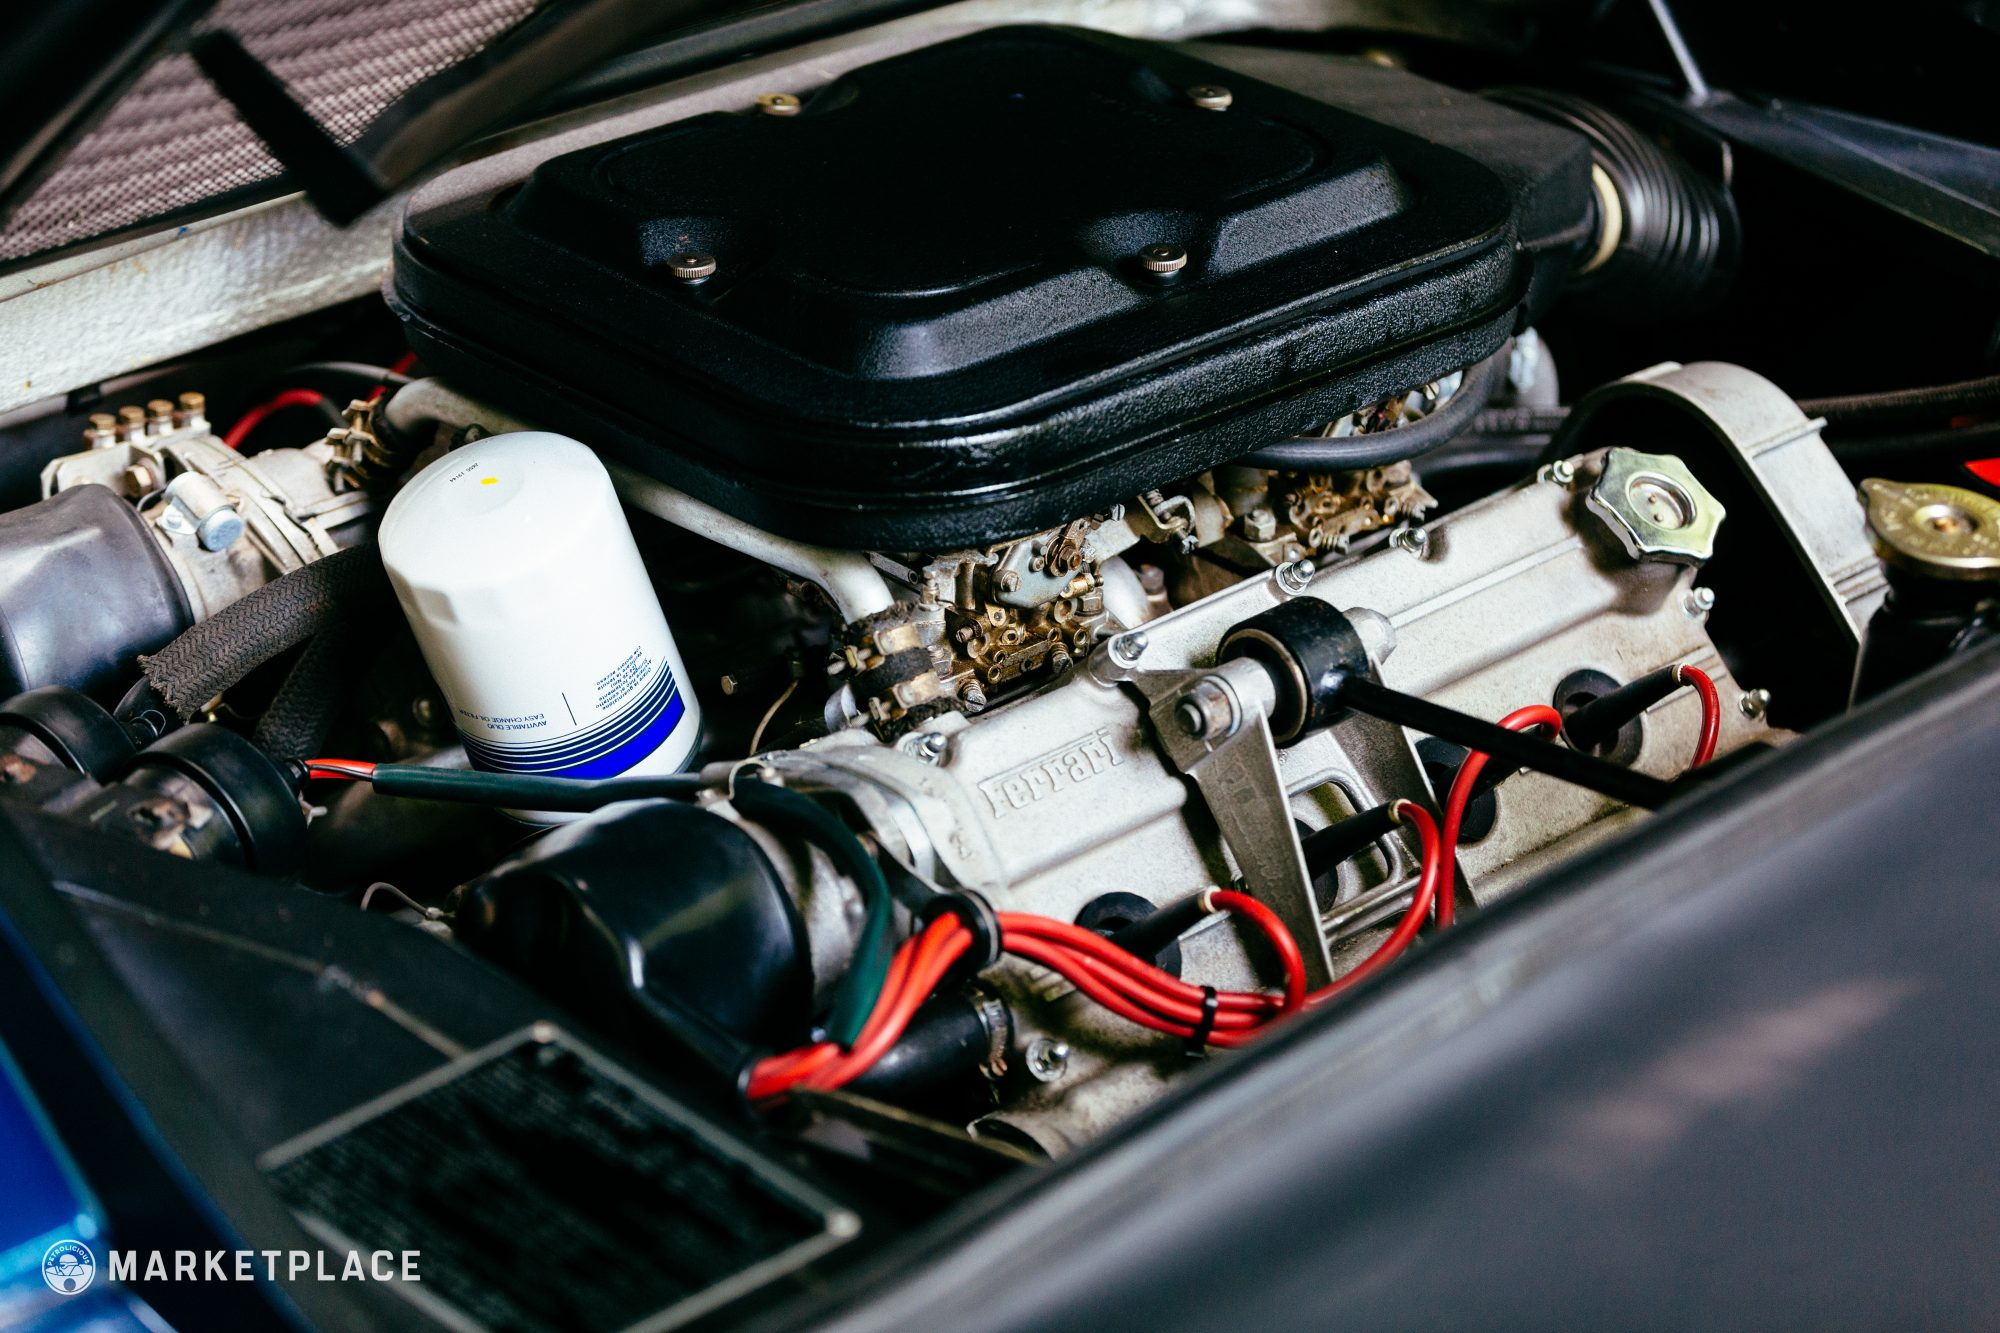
[[221, 354, 417, 450], [308, 666, 1724, 1103], [743, 664, 1722, 1102]]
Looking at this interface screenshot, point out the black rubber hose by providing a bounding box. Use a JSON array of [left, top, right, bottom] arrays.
[[1485, 88, 1739, 316], [250, 628, 350, 764], [1238, 345, 1510, 471], [1469, 405, 1571, 436], [1563, 666, 1681, 755], [1322, 673, 1678, 809], [1800, 371, 2000, 429], [251, 559, 403, 763], [1415, 436, 1551, 482], [1512, 395, 1999, 477], [1823, 420, 2000, 467], [136, 546, 387, 722], [248, 603, 401, 765], [1500, 376, 2000, 434], [1107, 894, 1210, 968], [844, 994, 998, 1102], [276, 361, 415, 401], [1302, 803, 1400, 881]]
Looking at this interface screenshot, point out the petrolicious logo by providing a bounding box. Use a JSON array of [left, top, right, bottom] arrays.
[[36, 1237, 419, 1295], [41, 1240, 95, 1295]]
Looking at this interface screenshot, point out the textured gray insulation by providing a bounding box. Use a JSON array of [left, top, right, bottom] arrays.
[[0, 0, 542, 265]]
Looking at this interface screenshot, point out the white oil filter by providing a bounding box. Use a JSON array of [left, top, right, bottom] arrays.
[[379, 432, 701, 816]]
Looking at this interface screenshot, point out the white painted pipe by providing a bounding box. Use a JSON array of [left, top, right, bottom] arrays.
[[604, 461, 895, 623], [382, 379, 896, 623]]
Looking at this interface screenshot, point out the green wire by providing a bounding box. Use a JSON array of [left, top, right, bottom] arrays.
[[368, 765, 707, 808], [366, 764, 896, 1047], [729, 780, 894, 1049]]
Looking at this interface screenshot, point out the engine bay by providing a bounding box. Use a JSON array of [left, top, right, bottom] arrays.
[[2, 5, 1997, 1329]]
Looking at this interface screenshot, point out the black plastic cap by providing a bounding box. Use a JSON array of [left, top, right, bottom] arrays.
[[461, 800, 809, 1075], [133, 725, 308, 875], [0, 685, 135, 779]]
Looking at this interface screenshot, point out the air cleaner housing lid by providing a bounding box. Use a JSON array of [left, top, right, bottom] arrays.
[[390, 25, 1529, 549]]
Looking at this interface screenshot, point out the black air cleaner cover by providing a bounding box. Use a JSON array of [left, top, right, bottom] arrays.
[[390, 26, 1534, 549]]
